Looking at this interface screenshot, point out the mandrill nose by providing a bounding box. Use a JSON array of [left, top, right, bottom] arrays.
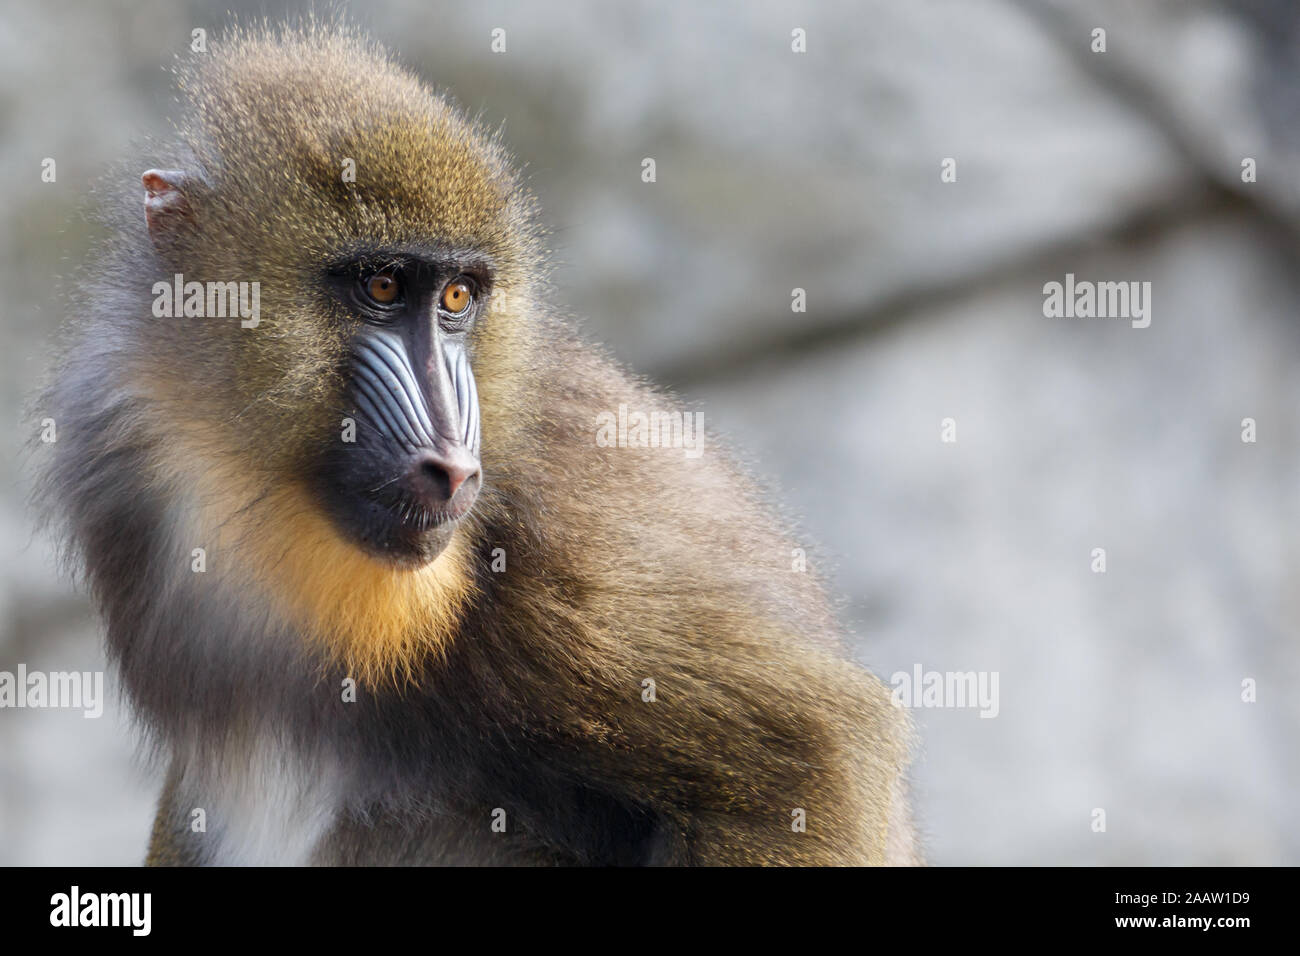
[[410, 446, 480, 508]]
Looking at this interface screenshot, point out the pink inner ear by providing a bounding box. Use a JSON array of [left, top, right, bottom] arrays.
[[143, 171, 179, 197], [142, 169, 190, 235]]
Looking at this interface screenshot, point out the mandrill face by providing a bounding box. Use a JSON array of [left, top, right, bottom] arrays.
[[316, 253, 487, 567], [135, 29, 544, 573]]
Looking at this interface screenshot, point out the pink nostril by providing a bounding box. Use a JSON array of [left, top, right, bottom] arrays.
[[413, 448, 480, 504]]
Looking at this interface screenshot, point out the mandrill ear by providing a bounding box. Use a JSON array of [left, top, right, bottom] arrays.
[[141, 169, 196, 249]]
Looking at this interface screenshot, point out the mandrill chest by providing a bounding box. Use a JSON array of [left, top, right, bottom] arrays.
[[179, 737, 350, 867], [169, 733, 527, 866]]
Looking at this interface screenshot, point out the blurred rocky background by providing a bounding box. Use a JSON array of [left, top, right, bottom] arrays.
[[1, 0, 1296, 864]]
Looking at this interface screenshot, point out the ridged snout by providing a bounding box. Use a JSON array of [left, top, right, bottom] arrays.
[[351, 329, 481, 514]]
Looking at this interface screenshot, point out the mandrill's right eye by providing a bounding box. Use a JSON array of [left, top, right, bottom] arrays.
[[361, 269, 403, 307]]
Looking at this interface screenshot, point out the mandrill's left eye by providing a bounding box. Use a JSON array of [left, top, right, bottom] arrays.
[[439, 276, 476, 316], [362, 269, 403, 307]]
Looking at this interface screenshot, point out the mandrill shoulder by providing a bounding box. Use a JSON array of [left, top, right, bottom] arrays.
[[448, 342, 917, 865], [497, 335, 838, 638]]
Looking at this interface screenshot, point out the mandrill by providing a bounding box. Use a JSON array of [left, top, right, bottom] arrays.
[[37, 24, 919, 866]]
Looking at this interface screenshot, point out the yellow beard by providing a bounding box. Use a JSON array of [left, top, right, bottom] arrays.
[[152, 420, 474, 688]]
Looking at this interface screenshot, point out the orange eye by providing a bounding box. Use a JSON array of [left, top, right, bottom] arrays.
[[440, 277, 475, 315], [365, 271, 400, 305]]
